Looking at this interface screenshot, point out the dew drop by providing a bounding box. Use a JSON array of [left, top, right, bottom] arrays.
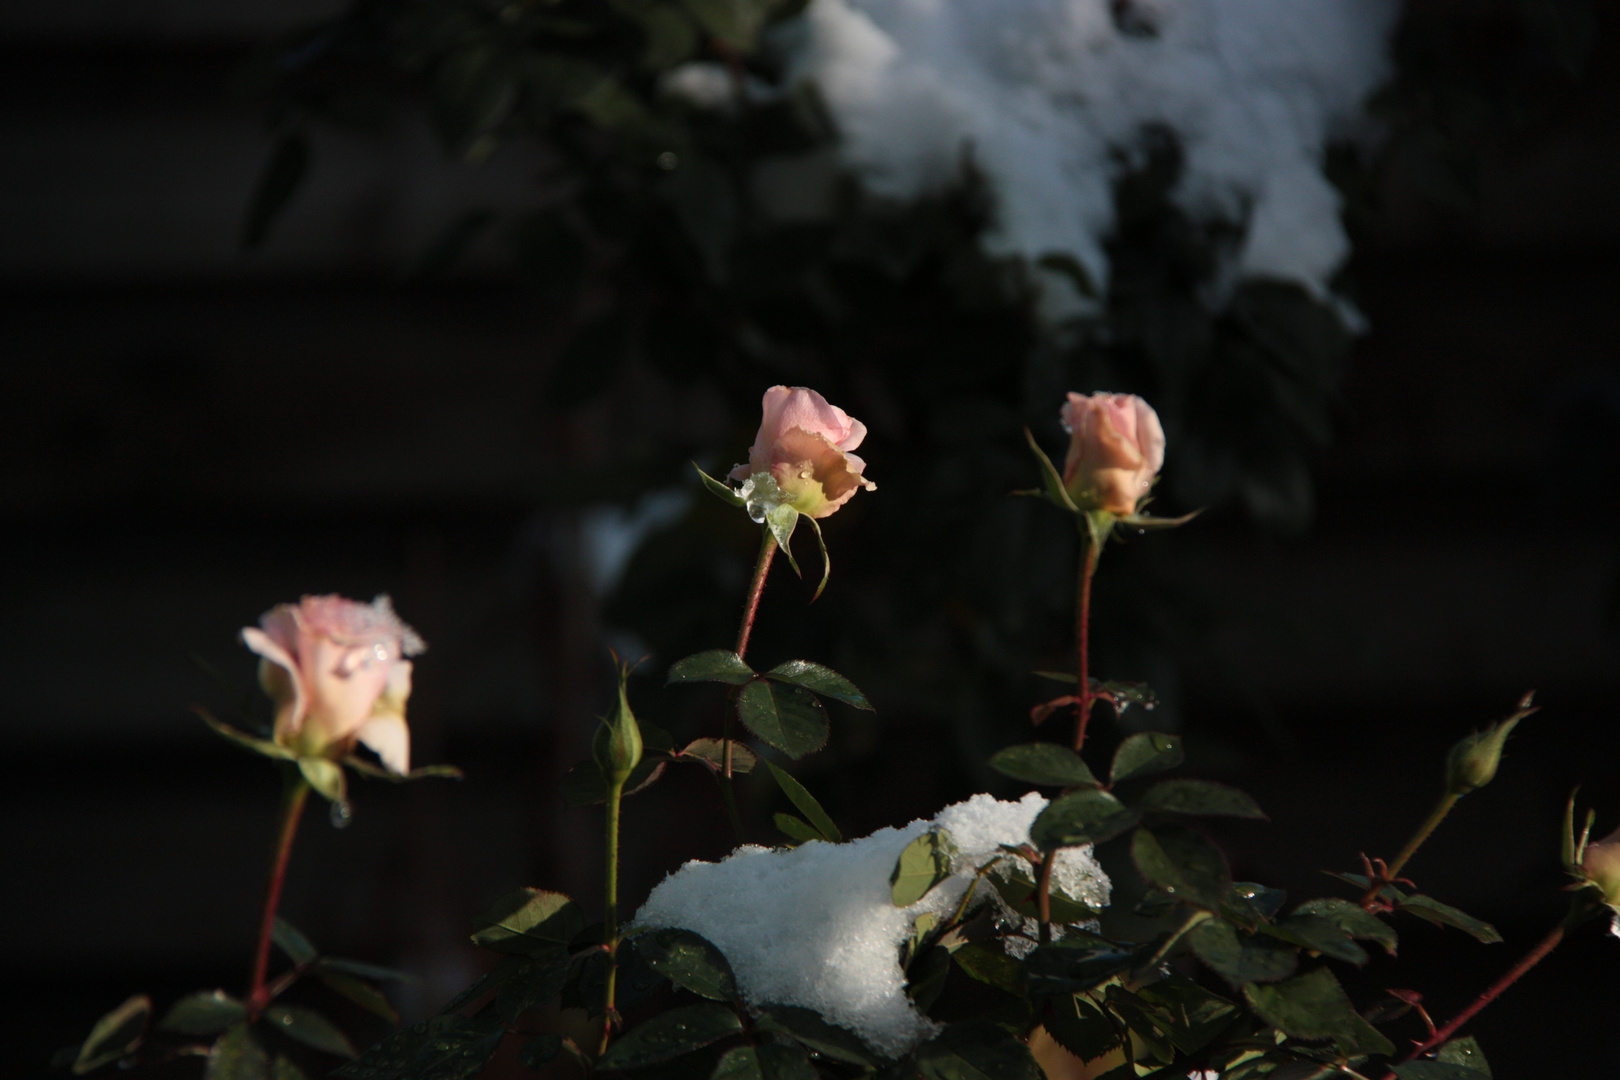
[[330, 800, 354, 828]]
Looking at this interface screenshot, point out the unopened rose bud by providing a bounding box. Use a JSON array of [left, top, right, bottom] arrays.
[[728, 386, 876, 522], [594, 672, 644, 786], [1059, 392, 1165, 516], [241, 594, 425, 774], [1581, 827, 1620, 906], [1444, 714, 1522, 796]]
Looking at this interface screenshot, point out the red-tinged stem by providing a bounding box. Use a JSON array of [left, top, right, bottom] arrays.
[[247, 769, 310, 1017], [1359, 794, 1459, 909], [734, 533, 778, 663], [1379, 924, 1564, 1077], [1073, 540, 1098, 753], [1035, 850, 1056, 944]]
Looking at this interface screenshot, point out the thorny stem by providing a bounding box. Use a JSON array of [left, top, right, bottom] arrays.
[[247, 768, 311, 1018], [1073, 540, 1098, 753], [1036, 851, 1056, 943], [1360, 794, 1458, 909], [1378, 924, 1564, 1078], [598, 776, 627, 1058], [712, 533, 779, 844], [734, 533, 778, 664]]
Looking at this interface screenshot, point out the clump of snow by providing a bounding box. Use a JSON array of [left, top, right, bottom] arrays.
[[631, 792, 1109, 1058], [774, 0, 1397, 319]]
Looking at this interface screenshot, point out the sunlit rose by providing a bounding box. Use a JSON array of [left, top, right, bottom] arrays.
[[729, 386, 876, 520], [1059, 392, 1165, 515], [241, 594, 425, 774]]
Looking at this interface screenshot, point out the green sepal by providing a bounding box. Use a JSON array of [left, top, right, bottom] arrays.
[[1242, 966, 1360, 1042], [1130, 825, 1231, 911], [197, 708, 293, 761], [1030, 789, 1138, 851], [159, 991, 246, 1037], [804, 514, 831, 601], [765, 506, 802, 577], [592, 657, 644, 785], [766, 660, 872, 710], [1115, 509, 1201, 530], [470, 888, 586, 956], [262, 1004, 356, 1058], [1020, 427, 1079, 513], [341, 757, 463, 783], [764, 758, 842, 841], [668, 650, 756, 685], [597, 1003, 742, 1071], [1109, 733, 1183, 785], [891, 829, 957, 907], [736, 679, 829, 759], [1081, 509, 1115, 553], [73, 994, 151, 1075], [989, 743, 1099, 788], [637, 927, 739, 1002], [694, 462, 745, 508], [1138, 779, 1266, 820], [298, 758, 347, 805], [1445, 696, 1533, 796]]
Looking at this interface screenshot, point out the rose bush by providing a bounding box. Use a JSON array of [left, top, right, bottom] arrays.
[[1060, 392, 1165, 515], [240, 594, 425, 774], [729, 385, 876, 521]]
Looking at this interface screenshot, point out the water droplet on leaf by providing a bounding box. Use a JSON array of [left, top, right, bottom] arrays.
[[330, 800, 354, 828]]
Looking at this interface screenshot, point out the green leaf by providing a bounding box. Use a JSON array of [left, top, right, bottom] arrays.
[[1138, 780, 1266, 819], [891, 829, 957, 906], [765, 505, 802, 578], [560, 756, 666, 808], [803, 516, 831, 601], [916, 1020, 1041, 1080], [989, 867, 1101, 923], [317, 970, 400, 1024], [1243, 967, 1360, 1041], [520, 1033, 564, 1070], [763, 758, 842, 841], [74, 994, 150, 1074], [263, 1005, 356, 1058], [271, 1055, 310, 1080], [989, 744, 1098, 788], [712, 1044, 818, 1080], [1022, 941, 1139, 996], [299, 757, 347, 805], [1187, 920, 1298, 984], [597, 1002, 742, 1070], [1030, 789, 1138, 851], [197, 708, 294, 760], [693, 464, 745, 507], [496, 949, 571, 1020], [1022, 428, 1079, 514], [1226, 882, 1289, 923], [1131, 825, 1231, 910], [1398, 895, 1502, 943], [273, 917, 318, 966], [334, 1014, 504, 1080], [1338, 1013, 1396, 1058], [774, 813, 822, 844], [206, 1024, 268, 1080], [314, 957, 413, 983], [951, 943, 1024, 994], [765, 661, 872, 710], [242, 133, 310, 249], [1436, 1037, 1492, 1076], [1292, 898, 1398, 955], [638, 927, 739, 1002], [754, 1006, 878, 1066], [1109, 733, 1183, 785], [677, 739, 759, 774], [1041, 995, 1120, 1062], [1134, 975, 1242, 1055], [438, 955, 522, 1015], [1263, 914, 1367, 966], [471, 888, 586, 955], [669, 649, 756, 685], [158, 990, 245, 1036], [736, 680, 829, 759], [1393, 1064, 1493, 1080]]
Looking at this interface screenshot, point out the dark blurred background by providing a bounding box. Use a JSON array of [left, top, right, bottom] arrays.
[[3, 0, 1619, 1075]]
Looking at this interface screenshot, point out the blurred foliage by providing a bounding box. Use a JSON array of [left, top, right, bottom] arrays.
[[239, 0, 1604, 773]]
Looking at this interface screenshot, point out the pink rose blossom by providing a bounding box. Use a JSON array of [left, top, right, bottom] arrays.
[[1059, 392, 1166, 515], [729, 386, 876, 520], [241, 594, 425, 774]]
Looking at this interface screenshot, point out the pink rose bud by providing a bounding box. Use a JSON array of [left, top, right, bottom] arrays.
[[728, 386, 876, 521], [1059, 392, 1166, 515], [240, 594, 425, 774]]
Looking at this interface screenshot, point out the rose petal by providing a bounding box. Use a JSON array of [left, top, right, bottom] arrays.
[[356, 713, 411, 775], [242, 626, 308, 741]]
